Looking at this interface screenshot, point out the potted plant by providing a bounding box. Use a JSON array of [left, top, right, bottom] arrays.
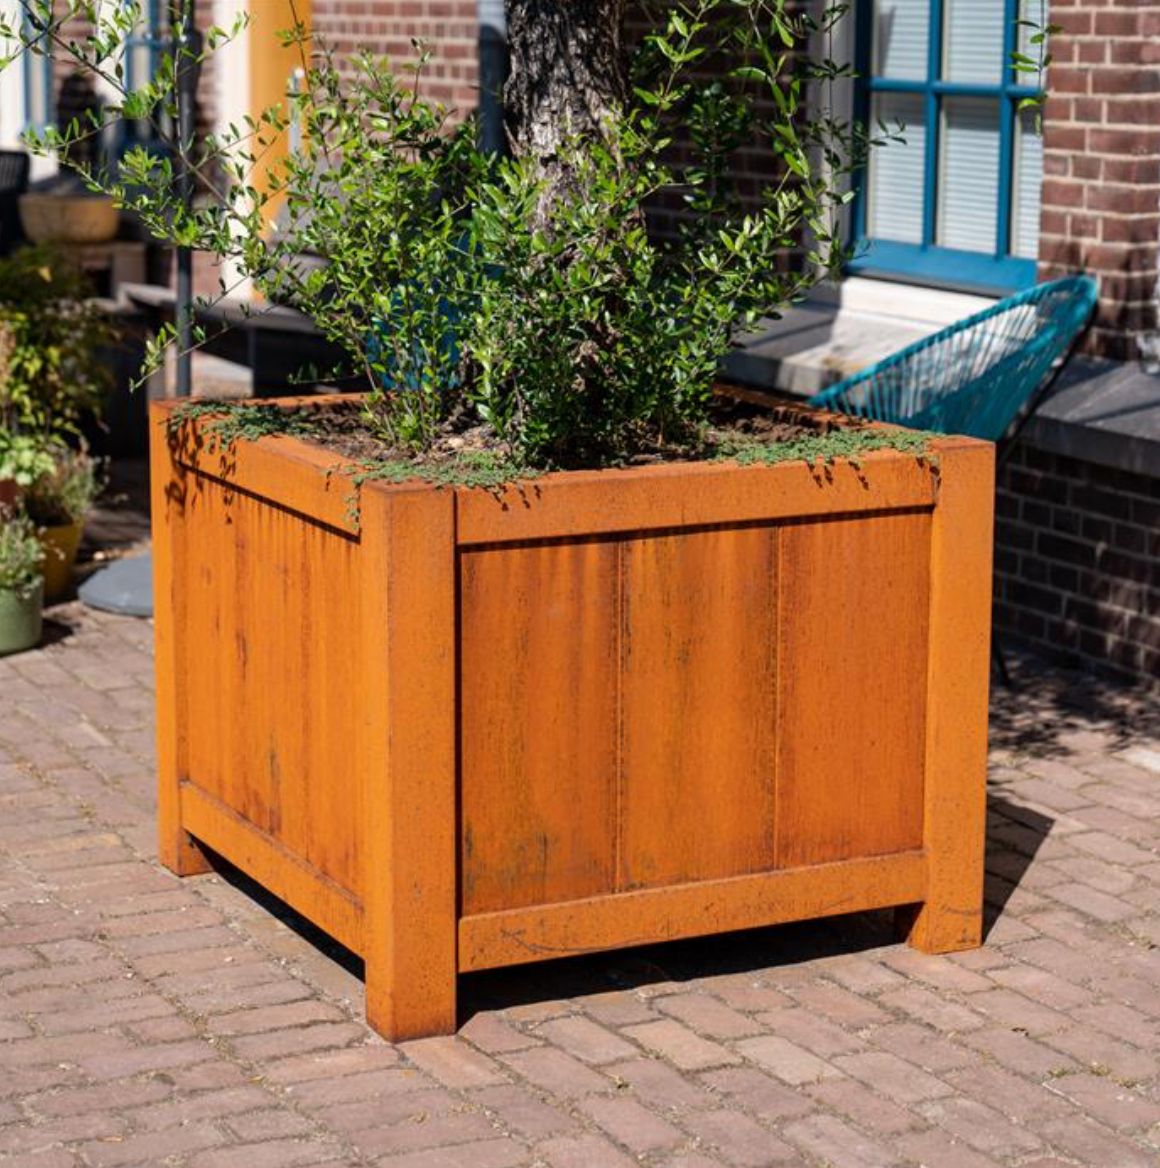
[[4, 1, 995, 1040], [0, 429, 56, 510], [0, 509, 45, 656], [0, 245, 118, 444], [23, 447, 103, 602]]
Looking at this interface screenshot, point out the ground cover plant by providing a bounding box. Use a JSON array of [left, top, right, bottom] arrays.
[[3, 1, 916, 475]]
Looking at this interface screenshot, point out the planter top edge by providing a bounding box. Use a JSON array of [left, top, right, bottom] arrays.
[[151, 393, 990, 491], [150, 397, 991, 544]]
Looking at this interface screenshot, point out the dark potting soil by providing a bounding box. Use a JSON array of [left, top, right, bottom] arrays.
[[287, 384, 850, 473]]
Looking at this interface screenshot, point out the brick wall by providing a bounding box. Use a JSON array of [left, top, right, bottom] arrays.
[[994, 442, 1160, 688], [310, 0, 478, 111], [1039, 0, 1160, 360]]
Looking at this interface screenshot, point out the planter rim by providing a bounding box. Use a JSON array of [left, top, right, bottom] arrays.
[[152, 391, 991, 494]]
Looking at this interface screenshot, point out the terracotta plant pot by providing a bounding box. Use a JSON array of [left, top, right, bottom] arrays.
[[0, 577, 43, 656], [18, 193, 119, 244], [0, 479, 18, 511], [38, 520, 84, 603], [150, 396, 995, 1041]]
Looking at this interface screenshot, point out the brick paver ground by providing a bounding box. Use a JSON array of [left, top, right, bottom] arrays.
[[3, 539, 1160, 1165]]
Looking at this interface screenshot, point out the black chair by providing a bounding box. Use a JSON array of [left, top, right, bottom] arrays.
[[0, 150, 30, 256]]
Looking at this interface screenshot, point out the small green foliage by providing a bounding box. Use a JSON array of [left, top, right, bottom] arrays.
[[23, 447, 104, 527], [1, 1, 899, 470], [347, 450, 540, 492], [716, 427, 933, 469], [0, 511, 45, 593], [0, 430, 57, 487], [0, 246, 119, 442], [167, 401, 321, 452], [342, 450, 541, 523], [1012, 0, 1060, 133]]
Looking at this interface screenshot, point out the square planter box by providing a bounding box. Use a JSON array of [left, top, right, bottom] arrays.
[[150, 396, 994, 1041]]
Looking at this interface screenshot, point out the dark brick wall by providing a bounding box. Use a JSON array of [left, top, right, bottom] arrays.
[[1038, 0, 1160, 361], [995, 441, 1160, 688]]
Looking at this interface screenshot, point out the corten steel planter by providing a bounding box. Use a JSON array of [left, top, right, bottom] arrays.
[[150, 396, 995, 1041]]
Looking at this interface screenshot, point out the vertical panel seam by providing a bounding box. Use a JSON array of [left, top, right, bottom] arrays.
[[773, 524, 785, 871], [614, 536, 626, 894]]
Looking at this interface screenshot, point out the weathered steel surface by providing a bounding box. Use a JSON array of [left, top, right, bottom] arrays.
[[151, 399, 994, 1040]]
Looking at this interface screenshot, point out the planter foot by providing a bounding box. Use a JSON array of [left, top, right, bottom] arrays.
[[365, 974, 458, 1042], [895, 902, 983, 954], [160, 830, 213, 877]]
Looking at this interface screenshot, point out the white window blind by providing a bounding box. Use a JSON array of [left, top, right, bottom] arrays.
[[867, 92, 926, 244], [937, 97, 1001, 253], [873, 0, 929, 80], [943, 0, 1005, 85], [1011, 109, 1042, 259]]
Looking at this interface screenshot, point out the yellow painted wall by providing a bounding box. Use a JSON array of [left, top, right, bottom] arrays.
[[248, 0, 311, 226]]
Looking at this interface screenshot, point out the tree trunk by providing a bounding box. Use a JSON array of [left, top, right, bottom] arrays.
[[504, 0, 628, 209]]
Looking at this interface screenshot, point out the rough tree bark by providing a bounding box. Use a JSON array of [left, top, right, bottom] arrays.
[[504, 0, 628, 210]]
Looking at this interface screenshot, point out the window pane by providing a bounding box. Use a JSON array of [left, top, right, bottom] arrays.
[[1011, 108, 1042, 260], [944, 0, 1005, 85], [873, 0, 929, 81], [867, 92, 926, 244], [937, 97, 1000, 253]]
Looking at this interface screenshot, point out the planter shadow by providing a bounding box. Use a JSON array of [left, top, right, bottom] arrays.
[[982, 794, 1054, 942]]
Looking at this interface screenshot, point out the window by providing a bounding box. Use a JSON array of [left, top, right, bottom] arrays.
[[119, 0, 167, 148], [851, 0, 1043, 293], [20, 6, 54, 132]]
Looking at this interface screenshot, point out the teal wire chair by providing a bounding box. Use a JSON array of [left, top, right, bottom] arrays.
[[808, 275, 1098, 441], [808, 274, 1098, 686]]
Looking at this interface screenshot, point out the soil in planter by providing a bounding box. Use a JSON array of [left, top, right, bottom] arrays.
[[169, 386, 931, 489]]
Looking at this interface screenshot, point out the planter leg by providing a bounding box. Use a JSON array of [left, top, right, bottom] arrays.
[[903, 441, 993, 957], [150, 412, 212, 880], [362, 485, 459, 1041], [159, 823, 212, 877], [895, 900, 982, 954]]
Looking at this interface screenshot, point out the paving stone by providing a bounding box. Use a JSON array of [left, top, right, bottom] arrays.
[[700, 1067, 814, 1121], [654, 991, 763, 1038], [782, 1114, 901, 1168], [735, 1034, 841, 1085], [833, 1051, 953, 1106], [537, 1132, 637, 1167], [401, 1035, 507, 1087], [578, 1094, 683, 1153], [623, 1020, 740, 1070], [377, 1138, 529, 1167], [536, 1016, 637, 1064], [473, 1084, 577, 1139], [682, 1107, 797, 1166], [500, 1047, 609, 1098], [916, 1095, 1043, 1157], [1044, 1071, 1160, 1131]]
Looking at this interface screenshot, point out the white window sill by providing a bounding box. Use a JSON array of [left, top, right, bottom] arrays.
[[725, 276, 999, 398]]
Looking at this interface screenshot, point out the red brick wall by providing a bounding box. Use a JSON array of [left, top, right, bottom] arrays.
[[310, 0, 478, 111], [1039, 1, 1160, 359]]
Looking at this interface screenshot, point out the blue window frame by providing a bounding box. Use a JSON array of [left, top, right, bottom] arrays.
[[850, 0, 1043, 294]]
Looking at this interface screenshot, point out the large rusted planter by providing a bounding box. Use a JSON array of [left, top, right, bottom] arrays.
[[150, 397, 994, 1041]]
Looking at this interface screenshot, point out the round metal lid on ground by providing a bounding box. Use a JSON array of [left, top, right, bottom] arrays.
[[78, 552, 153, 618]]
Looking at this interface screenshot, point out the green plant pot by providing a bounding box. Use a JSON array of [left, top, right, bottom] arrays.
[[39, 520, 83, 603], [0, 578, 44, 656]]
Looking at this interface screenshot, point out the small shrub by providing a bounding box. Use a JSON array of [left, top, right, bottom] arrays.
[[23, 448, 105, 527], [0, 511, 45, 593]]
